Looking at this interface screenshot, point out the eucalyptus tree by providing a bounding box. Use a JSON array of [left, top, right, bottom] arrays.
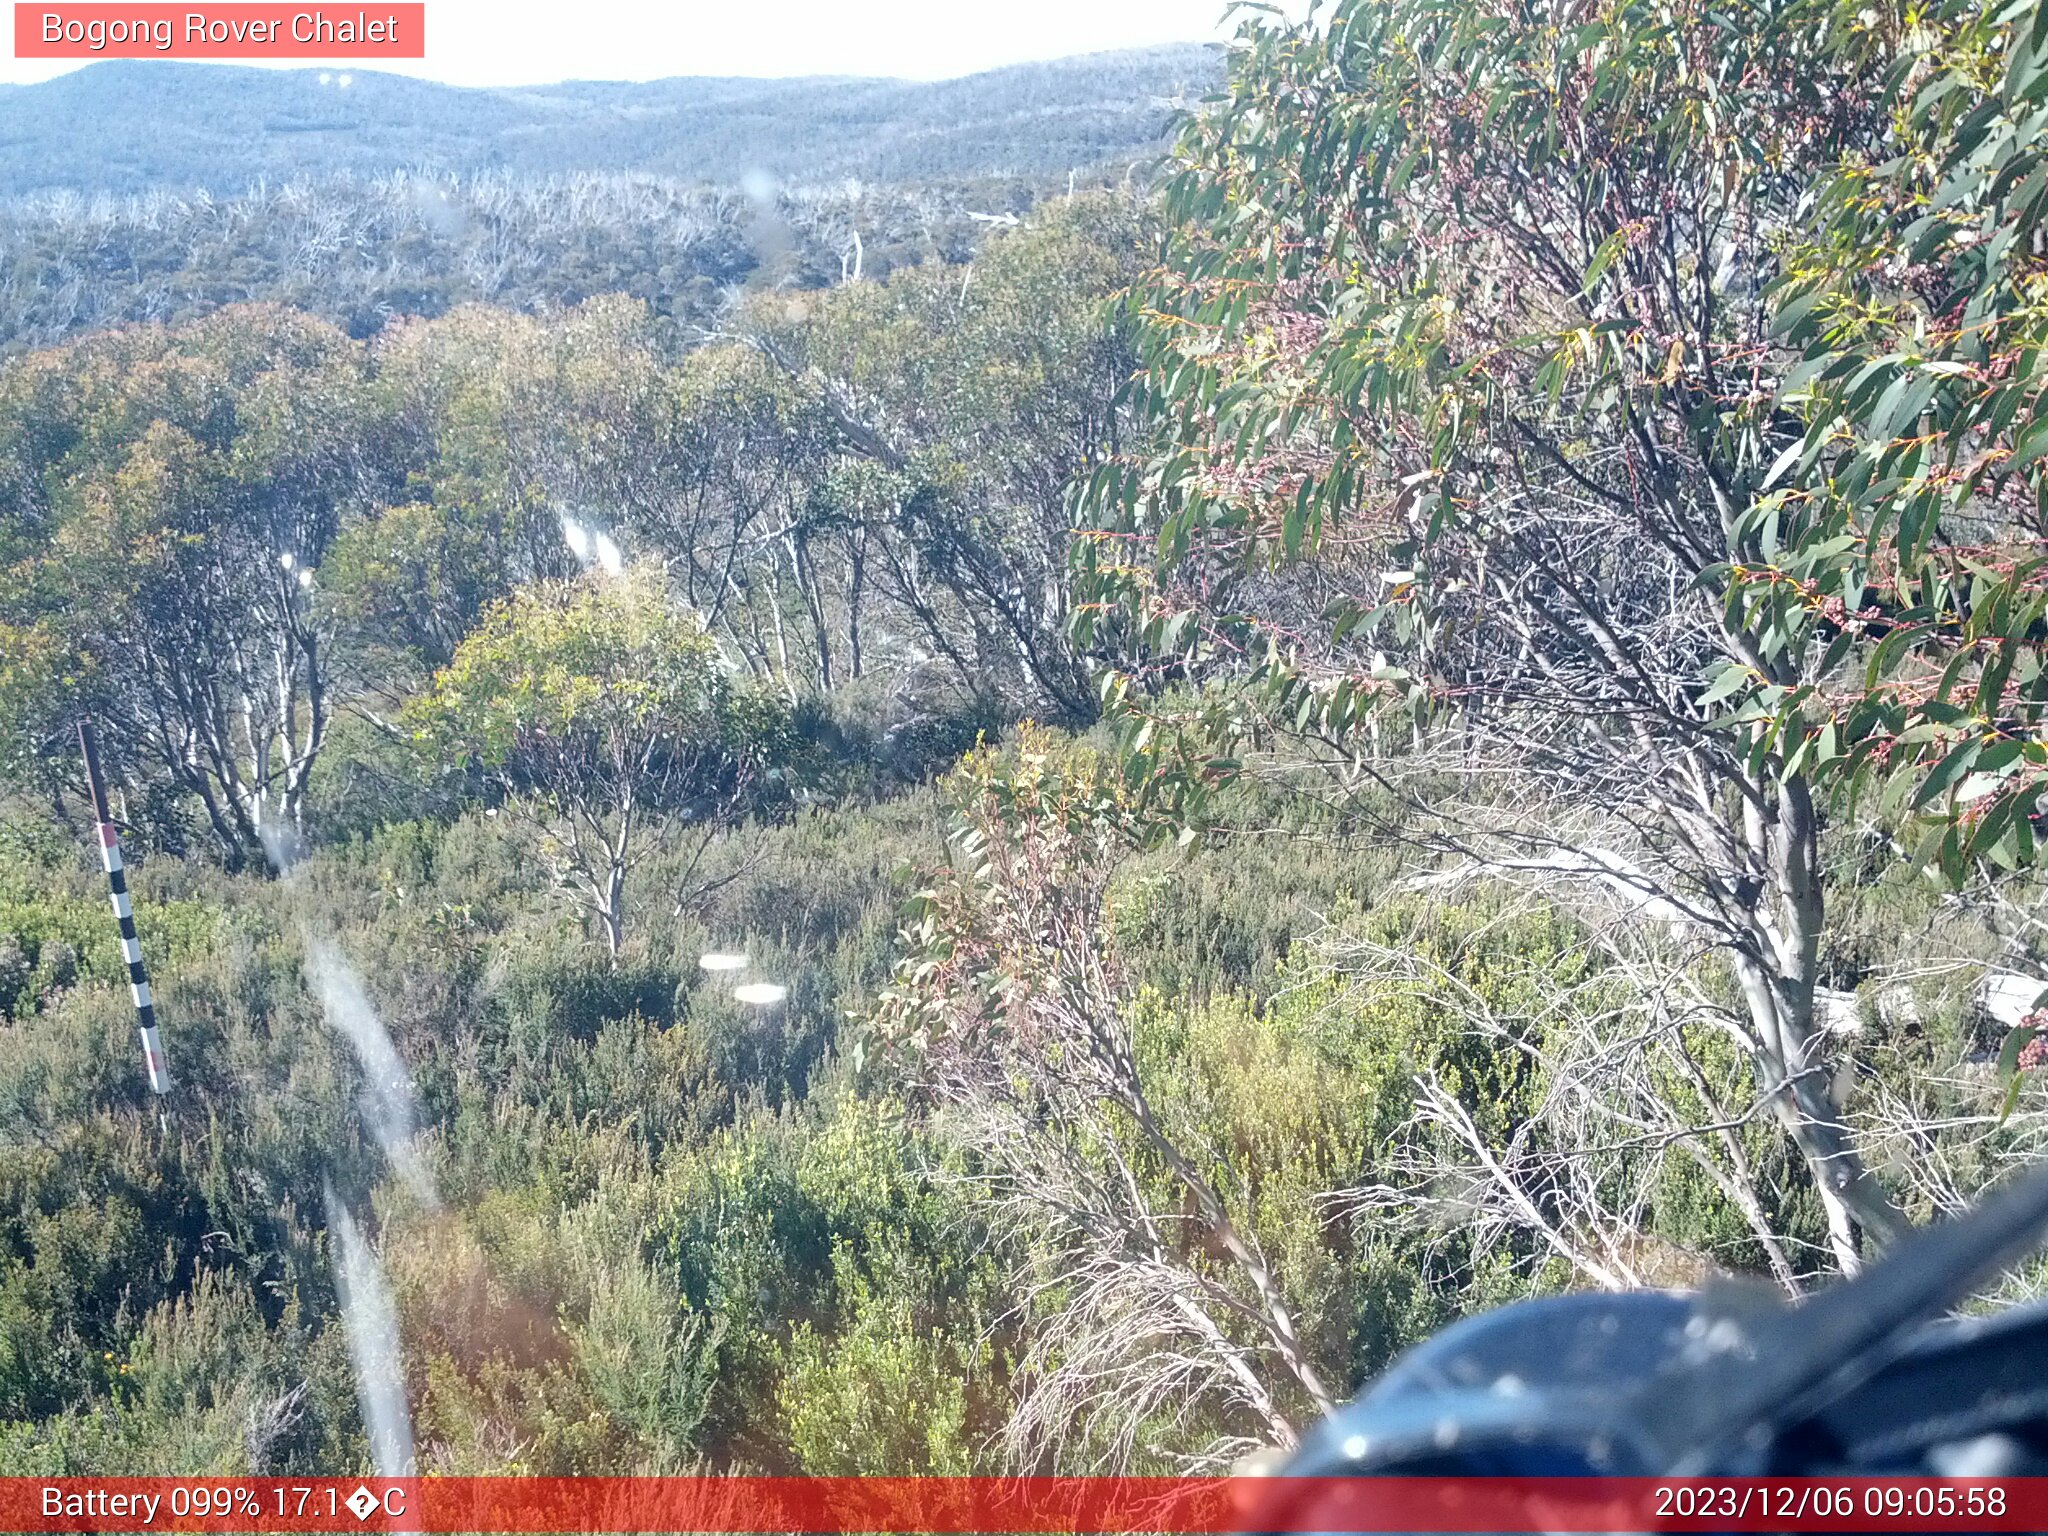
[[661, 343, 841, 693], [745, 197, 1145, 723], [403, 564, 791, 955], [1076, 0, 1923, 1268], [0, 304, 393, 862], [1717, 0, 2048, 873]]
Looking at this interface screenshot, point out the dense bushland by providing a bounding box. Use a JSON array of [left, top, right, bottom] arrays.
[[0, 170, 1084, 351]]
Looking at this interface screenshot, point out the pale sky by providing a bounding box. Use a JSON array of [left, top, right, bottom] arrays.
[[3, 0, 1249, 86]]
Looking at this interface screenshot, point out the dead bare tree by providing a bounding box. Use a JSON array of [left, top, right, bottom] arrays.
[[876, 733, 1334, 1469], [1308, 892, 1813, 1298]]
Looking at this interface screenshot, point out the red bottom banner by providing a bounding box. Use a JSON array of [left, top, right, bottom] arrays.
[[6, 1476, 2043, 1533]]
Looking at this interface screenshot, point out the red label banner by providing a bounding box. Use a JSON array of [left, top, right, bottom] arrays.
[[1, 1476, 2043, 1533], [15, 5, 425, 58]]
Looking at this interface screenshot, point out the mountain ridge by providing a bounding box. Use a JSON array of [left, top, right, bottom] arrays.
[[0, 47, 1225, 194]]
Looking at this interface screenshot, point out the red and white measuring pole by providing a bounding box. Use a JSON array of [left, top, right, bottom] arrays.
[[77, 720, 171, 1095]]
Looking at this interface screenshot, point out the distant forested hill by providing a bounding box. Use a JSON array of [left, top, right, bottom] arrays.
[[0, 48, 1221, 348], [0, 48, 1223, 195]]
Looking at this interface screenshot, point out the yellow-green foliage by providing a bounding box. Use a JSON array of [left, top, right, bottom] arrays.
[[408, 565, 742, 776], [0, 863, 225, 1021]]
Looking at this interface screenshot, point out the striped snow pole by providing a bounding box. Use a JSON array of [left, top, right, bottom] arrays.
[[77, 721, 171, 1095]]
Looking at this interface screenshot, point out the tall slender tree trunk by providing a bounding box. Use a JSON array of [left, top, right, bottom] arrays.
[[846, 530, 866, 681], [599, 860, 626, 957], [1741, 774, 1906, 1271]]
